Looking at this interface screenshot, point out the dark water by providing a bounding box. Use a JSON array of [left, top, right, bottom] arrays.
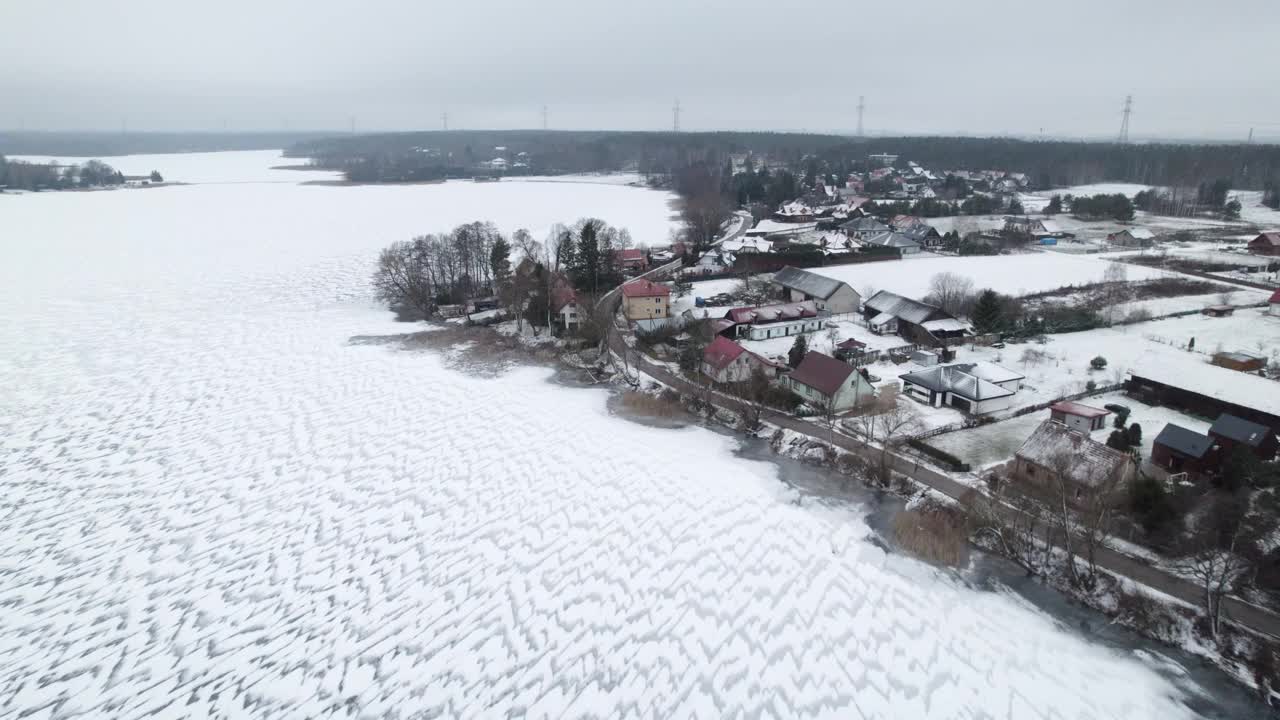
[[731, 436, 1273, 719], [564, 369, 1273, 717]]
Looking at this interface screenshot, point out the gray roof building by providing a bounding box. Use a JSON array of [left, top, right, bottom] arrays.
[[1209, 414, 1272, 448], [1154, 424, 1214, 459], [772, 267, 847, 300], [864, 290, 948, 326]]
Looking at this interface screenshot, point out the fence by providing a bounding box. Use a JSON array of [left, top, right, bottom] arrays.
[[1005, 383, 1126, 419]]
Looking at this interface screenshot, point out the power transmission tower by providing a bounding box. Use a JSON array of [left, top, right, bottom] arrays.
[[349, 116, 355, 134], [1248, 127, 1254, 144], [441, 111, 448, 131], [542, 105, 548, 130], [856, 96, 865, 137], [1118, 95, 1132, 144], [672, 99, 681, 133]]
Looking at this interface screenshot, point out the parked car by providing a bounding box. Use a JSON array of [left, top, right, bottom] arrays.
[[1103, 403, 1130, 415]]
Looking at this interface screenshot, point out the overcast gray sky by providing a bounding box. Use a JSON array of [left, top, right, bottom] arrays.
[[3, 0, 1277, 140]]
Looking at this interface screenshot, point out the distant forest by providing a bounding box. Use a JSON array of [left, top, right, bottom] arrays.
[[0, 131, 332, 157], [286, 131, 1280, 191]]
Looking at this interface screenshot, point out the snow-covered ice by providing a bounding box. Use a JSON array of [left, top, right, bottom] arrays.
[[0, 152, 1230, 718]]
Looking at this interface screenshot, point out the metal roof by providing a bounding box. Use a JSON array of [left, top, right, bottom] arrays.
[[1051, 401, 1110, 419], [703, 336, 747, 371], [1154, 424, 1214, 459], [861, 231, 920, 249], [864, 290, 945, 326], [899, 363, 1015, 401], [788, 351, 856, 397], [1209, 413, 1273, 448], [771, 266, 851, 301]]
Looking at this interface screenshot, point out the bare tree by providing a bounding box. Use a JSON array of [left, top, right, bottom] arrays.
[[1042, 451, 1125, 589], [1100, 262, 1129, 324], [1175, 529, 1252, 641], [851, 385, 922, 486], [372, 237, 437, 319], [963, 487, 1053, 577], [925, 272, 976, 316], [741, 365, 772, 432]]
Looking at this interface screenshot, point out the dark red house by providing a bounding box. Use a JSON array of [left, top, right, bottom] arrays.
[[1248, 231, 1280, 256], [1209, 414, 1279, 461], [1151, 424, 1217, 478]]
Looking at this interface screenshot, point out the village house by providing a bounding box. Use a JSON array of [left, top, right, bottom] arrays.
[[1209, 414, 1278, 461], [773, 202, 815, 223], [1107, 228, 1157, 248], [899, 361, 1024, 415], [1248, 231, 1280, 256], [770, 267, 862, 314], [784, 351, 876, 412], [860, 231, 921, 255], [868, 153, 898, 167], [1211, 351, 1266, 373], [1012, 420, 1136, 502], [620, 279, 671, 321], [551, 286, 582, 332], [701, 336, 771, 384], [1049, 401, 1111, 433], [840, 216, 890, 240], [615, 249, 648, 274], [1152, 424, 1218, 479], [862, 290, 970, 346], [1270, 289, 1280, 317], [722, 300, 823, 340]]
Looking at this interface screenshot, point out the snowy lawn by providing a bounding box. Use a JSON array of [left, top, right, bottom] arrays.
[[807, 251, 1172, 299], [0, 151, 1234, 718]]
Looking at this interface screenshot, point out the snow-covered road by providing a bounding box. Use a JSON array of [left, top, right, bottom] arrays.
[[0, 152, 1234, 718]]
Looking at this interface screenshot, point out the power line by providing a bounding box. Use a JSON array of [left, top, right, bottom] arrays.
[[856, 96, 865, 137], [672, 99, 680, 133], [1118, 95, 1132, 144]]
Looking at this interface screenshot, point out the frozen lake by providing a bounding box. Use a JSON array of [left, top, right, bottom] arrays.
[[0, 151, 1257, 717]]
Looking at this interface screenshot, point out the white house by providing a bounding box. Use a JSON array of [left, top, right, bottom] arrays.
[[552, 287, 582, 331], [724, 300, 824, 340], [785, 352, 876, 412], [770, 266, 862, 315], [899, 361, 1024, 415], [1270, 290, 1280, 317], [1049, 401, 1111, 433], [701, 336, 766, 384]]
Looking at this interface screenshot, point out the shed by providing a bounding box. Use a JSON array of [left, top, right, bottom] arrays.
[[1152, 424, 1217, 476], [1212, 351, 1266, 373], [1049, 401, 1110, 433], [1209, 414, 1278, 460]]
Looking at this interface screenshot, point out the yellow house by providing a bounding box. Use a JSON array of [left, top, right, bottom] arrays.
[[620, 279, 671, 321]]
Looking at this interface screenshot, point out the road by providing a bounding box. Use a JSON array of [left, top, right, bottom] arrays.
[[601, 259, 1280, 641]]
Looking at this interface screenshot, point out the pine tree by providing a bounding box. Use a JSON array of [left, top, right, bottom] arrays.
[[788, 334, 808, 368], [971, 289, 1004, 334], [489, 238, 512, 291], [1044, 194, 1062, 215]]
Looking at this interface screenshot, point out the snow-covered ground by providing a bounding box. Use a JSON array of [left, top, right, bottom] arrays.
[[929, 392, 1214, 470], [7, 149, 342, 184], [807, 251, 1172, 299], [0, 151, 1241, 718]]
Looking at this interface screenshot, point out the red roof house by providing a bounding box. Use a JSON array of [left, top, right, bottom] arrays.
[[1049, 401, 1111, 433], [620, 280, 671, 321], [1249, 232, 1280, 257], [784, 352, 875, 412], [615, 248, 649, 272]]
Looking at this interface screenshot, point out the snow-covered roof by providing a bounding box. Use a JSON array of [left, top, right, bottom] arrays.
[[864, 290, 945, 326], [1051, 401, 1110, 419], [771, 266, 852, 301], [921, 318, 971, 333], [1123, 228, 1156, 240], [899, 363, 1015, 401], [862, 231, 920, 249], [1128, 350, 1280, 419], [724, 300, 818, 326], [1016, 420, 1132, 488], [869, 312, 896, 327]]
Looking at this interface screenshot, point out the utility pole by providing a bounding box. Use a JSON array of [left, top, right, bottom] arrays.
[[856, 96, 865, 137], [542, 105, 548, 130], [672, 99, 681, 133], [349, 116, 355, 134], [1118, 95, 1132, 144], [1248, 127, 1254, 144], [441, 111, 448, 131]]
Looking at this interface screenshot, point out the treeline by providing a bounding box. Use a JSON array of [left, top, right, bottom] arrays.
[[372, 218, 634, 319], [1067, 193, 1136, 221], [0, 157, 127, 191], [288, 130, 1280, 191], [0, 131, 330, 156]]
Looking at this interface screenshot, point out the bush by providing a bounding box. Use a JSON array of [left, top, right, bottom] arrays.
[[1086, 380, 1097, 391], [908, 439, 970, 472], [892, 507, 968, 568], [1091, 356, 1108, 370]]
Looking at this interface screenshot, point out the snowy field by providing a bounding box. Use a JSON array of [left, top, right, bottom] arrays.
[[0, 152, 1244, 718], [7, 149, 342, 184], [808, 252, 1171, 299]]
